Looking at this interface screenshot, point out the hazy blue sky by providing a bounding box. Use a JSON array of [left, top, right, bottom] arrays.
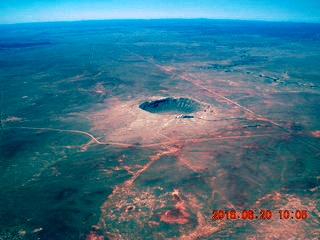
[[0, 0, 319, 24]]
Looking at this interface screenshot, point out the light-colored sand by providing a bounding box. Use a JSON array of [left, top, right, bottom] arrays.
[[87, 97, 237, 145]]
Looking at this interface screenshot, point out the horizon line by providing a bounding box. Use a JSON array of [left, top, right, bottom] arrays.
[[1, 17, 320, 26]]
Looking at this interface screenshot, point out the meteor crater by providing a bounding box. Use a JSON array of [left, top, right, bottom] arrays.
[[139, 97, 201, 114]]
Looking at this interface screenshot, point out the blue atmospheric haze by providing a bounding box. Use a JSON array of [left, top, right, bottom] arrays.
[[0, 0, 319, 24]]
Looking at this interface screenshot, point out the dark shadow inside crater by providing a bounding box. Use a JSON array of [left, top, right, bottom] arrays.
[[139, 97, 201, 114]]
